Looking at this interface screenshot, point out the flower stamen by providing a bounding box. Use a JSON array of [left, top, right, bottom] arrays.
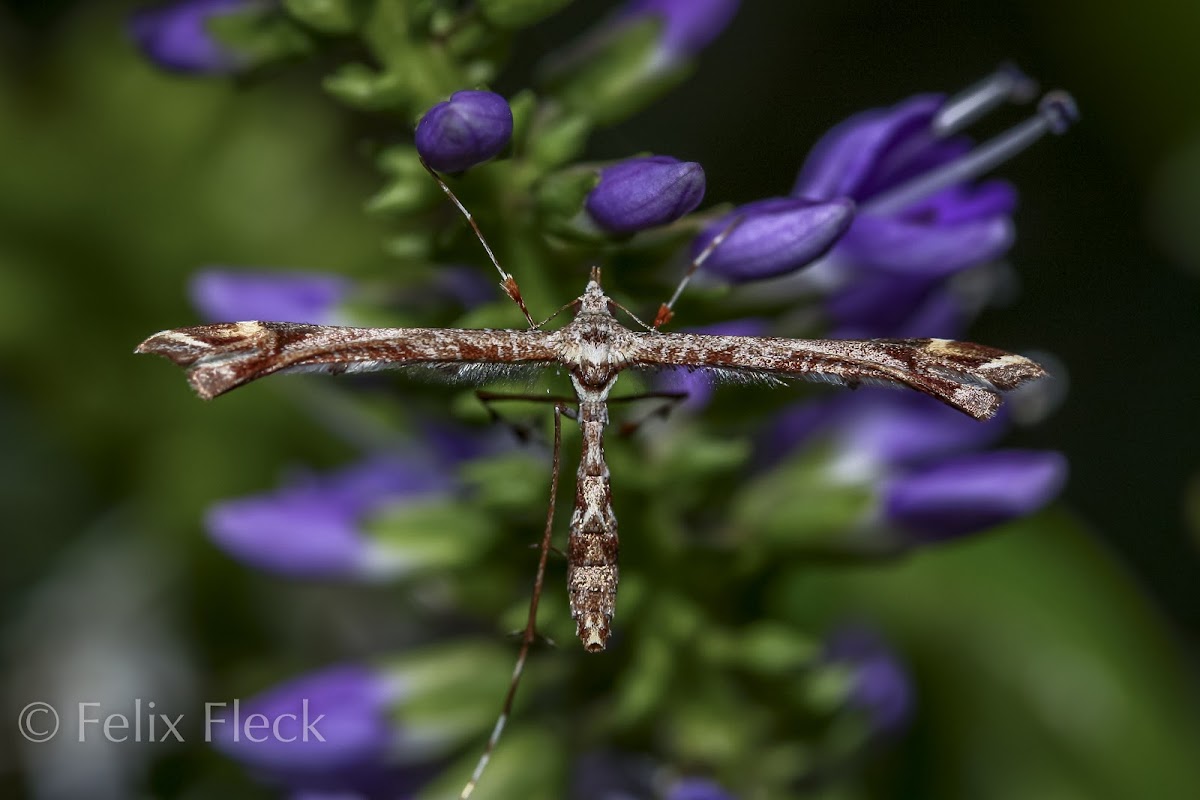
[[932, 63, 1039, 137], [863, 91, 1079, 217]]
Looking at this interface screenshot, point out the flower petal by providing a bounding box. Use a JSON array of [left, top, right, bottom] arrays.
[[667, 777, 738, 800], [827, 273, 967, 339], [792, 94, 943, 201], [824, 626, 913, 735], [838, 212, 1014, 276], [128, 0, 252, 75], [205, 456, 451, 578], [189, 270, 348, 323], [211, 665, 426, 796], [619, 0, 741, 59], [884, 449, 1067, 541]]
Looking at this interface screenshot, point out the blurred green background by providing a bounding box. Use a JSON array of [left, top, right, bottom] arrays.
[[1, 1, 1198, 798]]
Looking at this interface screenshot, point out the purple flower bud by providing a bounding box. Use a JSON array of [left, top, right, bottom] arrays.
[[666, 777, 738, 800], [883, 449, 1067, 542], [415, 91, 513, 173], [824, 626, 913, 735], [206, 456, 453, 579], [695, 197, 854, 282], [128, 0, 255, 75], [211, 664, 433, 795], [585, 156, 706, 235], [619, 0, 741, 62], [655, 319, 768, 410], [190, 270, 349, 323]]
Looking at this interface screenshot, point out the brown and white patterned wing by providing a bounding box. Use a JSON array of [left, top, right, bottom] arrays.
[[630, 334, 1045, 420], [136, 322, 560, 400]]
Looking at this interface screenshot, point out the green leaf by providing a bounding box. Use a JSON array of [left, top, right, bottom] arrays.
[[477, 0, 574, 30], [540, 18, 690, 126], [770, 511, 1200, 799], [730, 448, 874, 555], [322, 62, 410, 110], [460, 452, 552, 515], [364, 498, 497, 572], [384, 640, 517, 748], [534, 166, 602, 242], [283, 0, 364, 34], [207, 5, 315, 65], [710, 621, 818, 676], [424, 726, 566, 800]]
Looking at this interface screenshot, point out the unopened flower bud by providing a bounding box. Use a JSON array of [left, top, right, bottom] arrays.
[[585, 156, 706, 235], [415, 90, 513, 173], [696, 197, 854, 282]]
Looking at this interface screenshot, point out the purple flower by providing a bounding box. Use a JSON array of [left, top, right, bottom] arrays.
[[211, 664, 435, 797], [427, 265, 499, 310], [760, 390, 1007, 473], [793, 94, 1016, 276], [129, 0, 257, 75], [571, 752, 656, 800], [824, 626, 913, 735], [619, 0, 741, 63], [190, 270, 349, 323], [656, 319, 769, 410], [823, 271, 967, 339], [666, 777, 737, 800], [206, 455, 455, 579], [415, 91, 513, 173], [695, 197, 854, 282], [883, 449, 1068, 541], [570, 752, 735, 800], [793, 77, 1077, 279], [585, 156, 706, 235]]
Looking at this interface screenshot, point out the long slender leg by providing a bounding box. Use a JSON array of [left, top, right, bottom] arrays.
[[459, 404, 565, 800], [610, 390, 691, 437], [419, 157, 537, 328], [653, 215, 744, 328], [474, 389, 577, 443]]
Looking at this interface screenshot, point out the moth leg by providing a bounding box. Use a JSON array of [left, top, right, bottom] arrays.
[[653, 214, 743, 328], [458, 403, 566, 800], [610, 390, 691, 437], [474, 389, 575, 443], [419, 157, 537, 328]]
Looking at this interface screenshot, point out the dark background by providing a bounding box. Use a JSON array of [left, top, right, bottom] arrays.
[[1, 0, 1197, 797]]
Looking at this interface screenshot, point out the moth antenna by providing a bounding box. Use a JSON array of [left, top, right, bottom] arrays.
[[419, 157, 537, 328], [459, 403, 565, 799], [653, 214, 744, 329], [609, 298, 655, 331]]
